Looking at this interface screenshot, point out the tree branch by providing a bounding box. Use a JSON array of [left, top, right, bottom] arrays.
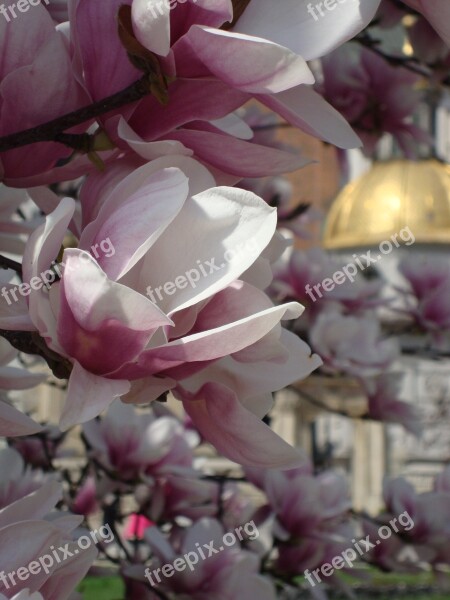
[[0, 330, 72, 379], [0, 255, 22, 275], [355, 32, 435, 81], [0, 77, 152, 154]]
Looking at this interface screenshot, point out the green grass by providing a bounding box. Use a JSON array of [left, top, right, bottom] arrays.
[[78, 572, 449, 599], [77, 576, 124, 600]]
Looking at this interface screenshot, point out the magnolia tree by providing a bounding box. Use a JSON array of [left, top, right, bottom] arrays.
[[0, 0, 449, 599]]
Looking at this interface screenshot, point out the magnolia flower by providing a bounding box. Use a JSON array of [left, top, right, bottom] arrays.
[[258, 467, 350, 541], [17, 157, 320, 467], [401, 0, 450, 46], [0, 447, 54, 510], [361, 373, 422, 436], [0, 481, 96, 599], [246, 464, 352, 578], [71, 0, 366, 181], [83, 400, 195, 481], [408, 17, 450, 64], [398, 254, 450, 301], [398, 254, 450, 340], [143, 517, 276, 599], [273, 247, 384, 315], [0, 0, 90, 186], [310, 311, 399, 376], [137, 472, 218, 522], [378, 0, 450, 48], [320, 44, 429, 157], [0, 338, 46, 437], [9, 426, 63, 470], [362, 518, 414, 572], [70, 476, 99, 518], [383, 478, 450, 552]]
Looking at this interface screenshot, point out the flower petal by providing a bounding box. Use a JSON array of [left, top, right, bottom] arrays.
[[59, 361, 130, 430], [182, 382, 305, 468]]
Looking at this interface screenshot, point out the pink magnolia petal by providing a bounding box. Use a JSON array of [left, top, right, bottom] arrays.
[[137, 188, 277, 315], [132, 0, 171, 56], [59, 361, 130, 430], [403, 0, 450, 46], [22, 197, 75, 340], [38, 544, 97, 600], [177, 26, 314, 93], [0, 400, 42, 437], [79, 167, 189, 280], [0, 367, 46, 390], [261, 86, 361, 149], [129, 79, 249, 141], [178, 328, 321, 400], [73, 0, 140, 100], [0, 481, 61, 528], [233, 0, 382, 60], [135, 296, 302, 376], [182, 382, 305, 467], [58, 251, 172, 373], [167, 127, 310, 177]]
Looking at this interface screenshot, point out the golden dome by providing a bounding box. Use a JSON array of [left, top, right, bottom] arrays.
[[323, 160, 450, 249]]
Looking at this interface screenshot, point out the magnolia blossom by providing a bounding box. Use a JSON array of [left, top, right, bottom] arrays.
[[361, 373, 422, 436], [13, 157, 321, 467], [0, 447, 54, 510], [320, 44, 429, 157], [383, 477, 450, 562], [136, 472, 218, 522], [70, 0, 371, 182], [143, 517, 276, 599], [83, 400, 195, 481], [253, 466, 350, 540], [401, 0, 450, 46], [310, 311, 399, 376], [273, 247, 384, 315], [0, 482, 96, 599], [0, 0, 90, 186], [398, 254, 450, 341], [378, 0, 450, 47], [246, 464, 352, 578], [9, 426, 63, 470], [362, 518, 416, 572], [70, 476, 99, 518], [0, 338, 46, 437], [408, 17, 450, 65]]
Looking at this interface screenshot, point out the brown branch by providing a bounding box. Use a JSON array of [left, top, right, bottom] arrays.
[[0, 255, 22, 275], [355, 32, 434, 80], [0, 330, 72, 379], [0, 77, 152, 154]]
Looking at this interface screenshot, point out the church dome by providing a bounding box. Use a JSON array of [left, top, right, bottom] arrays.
[[323, 160, 450, 249]]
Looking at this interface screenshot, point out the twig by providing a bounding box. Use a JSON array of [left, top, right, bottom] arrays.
[[0, 255, 22, 275], [0, 77, 152, 153]]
